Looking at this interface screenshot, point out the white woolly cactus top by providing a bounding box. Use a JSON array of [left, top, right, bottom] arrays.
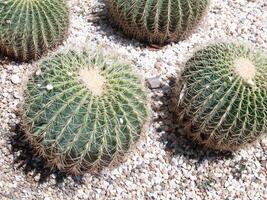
[[78, 68, 107, 96], [233, 58, 256, 87]]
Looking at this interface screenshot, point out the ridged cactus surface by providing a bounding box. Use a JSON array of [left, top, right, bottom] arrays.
[[175, 43, 267, 151], [21, 50, 149, 174], [0, 0, 69, 61], [108, 0, 209, 44]]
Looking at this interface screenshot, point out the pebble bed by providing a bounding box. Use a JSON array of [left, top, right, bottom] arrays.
[[0, 0, 267, 199]]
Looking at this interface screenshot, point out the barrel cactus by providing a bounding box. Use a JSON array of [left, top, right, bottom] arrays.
[[0, 0, 69, 61], [108, 0, 210, 44], [20, 50, 149, 174], [175, 42, 267, 151]]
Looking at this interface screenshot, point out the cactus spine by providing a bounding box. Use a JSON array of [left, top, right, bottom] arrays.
[[0, 0, 69, 61], [21, 50, 149, 174], [108, 0, 210, 44], [175, 43, 267, 151]]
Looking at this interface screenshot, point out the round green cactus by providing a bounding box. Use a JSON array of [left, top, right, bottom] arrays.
[[0, 0, 69, 61], [20, 50, 149, 174], [108, 0, 210, 44], [175, 42, 267, 151]]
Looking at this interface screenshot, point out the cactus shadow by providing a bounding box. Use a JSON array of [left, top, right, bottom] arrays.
[[88, 0, 163, 50], [152, 76, 235, 164], [9, 125, 85, 184], [0, 54, 13, 64]]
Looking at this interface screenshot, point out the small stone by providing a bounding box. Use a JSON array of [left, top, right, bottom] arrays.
[[162, 85, 171, 95], [147, 77, 161, 89], [154, 60, 164, 70], [2, 92, 8, 98], [13, 92, 21, 99], [11, 75, 21, 84]]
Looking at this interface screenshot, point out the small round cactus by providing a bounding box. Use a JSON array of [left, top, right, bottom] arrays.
[[0, 0, 69, 61], [20, 50, 149, 174], [108, 0, 210, 44], [175, 42, 267, 151]]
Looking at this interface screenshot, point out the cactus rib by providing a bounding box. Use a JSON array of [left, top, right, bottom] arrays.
[[175, 43, 267, 151], [0, 0, 69, 61], [20, 50, 149, 174]]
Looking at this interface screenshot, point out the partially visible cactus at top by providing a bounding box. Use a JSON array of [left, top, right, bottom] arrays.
[[108, 0, 210, 44], [0, 0, 69, 61], [174, 42, 267, 151], [20, 49, 149, 174]]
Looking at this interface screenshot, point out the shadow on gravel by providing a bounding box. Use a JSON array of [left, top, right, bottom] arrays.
[[89, 5, 144, 49], [88, 0, 165, 51], [9, 125, 84, 185], [151, 76, 234, 165]]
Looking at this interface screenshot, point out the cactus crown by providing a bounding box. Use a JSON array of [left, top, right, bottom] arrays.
[[0, 0, 69, 61], [21, 50, 149, 174], [108, 0, 210, 44], [176, 43, 267, 151], [78, 68, 107, 96], [233, 58, 256, 84]]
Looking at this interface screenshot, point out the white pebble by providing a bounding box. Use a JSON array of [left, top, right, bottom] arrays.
[[11, 75, 21, 84]]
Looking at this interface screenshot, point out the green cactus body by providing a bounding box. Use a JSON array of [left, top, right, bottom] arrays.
[[21, 50, 149, 174], [108, 0, 209, 44], [0, 0, 69, 61], [176, 43, 267, 151]]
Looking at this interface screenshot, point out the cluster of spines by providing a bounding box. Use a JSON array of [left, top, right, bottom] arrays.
[[21, 51, 149, 174], [108, 0, 210, 44], [175, 43, 267, 151], [0, 0, 69, 61]]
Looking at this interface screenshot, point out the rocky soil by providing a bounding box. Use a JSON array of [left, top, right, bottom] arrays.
[[0, 0, 267, 199]]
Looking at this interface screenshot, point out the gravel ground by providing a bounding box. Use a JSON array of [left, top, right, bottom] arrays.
[[1, 0, 267, 199]]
